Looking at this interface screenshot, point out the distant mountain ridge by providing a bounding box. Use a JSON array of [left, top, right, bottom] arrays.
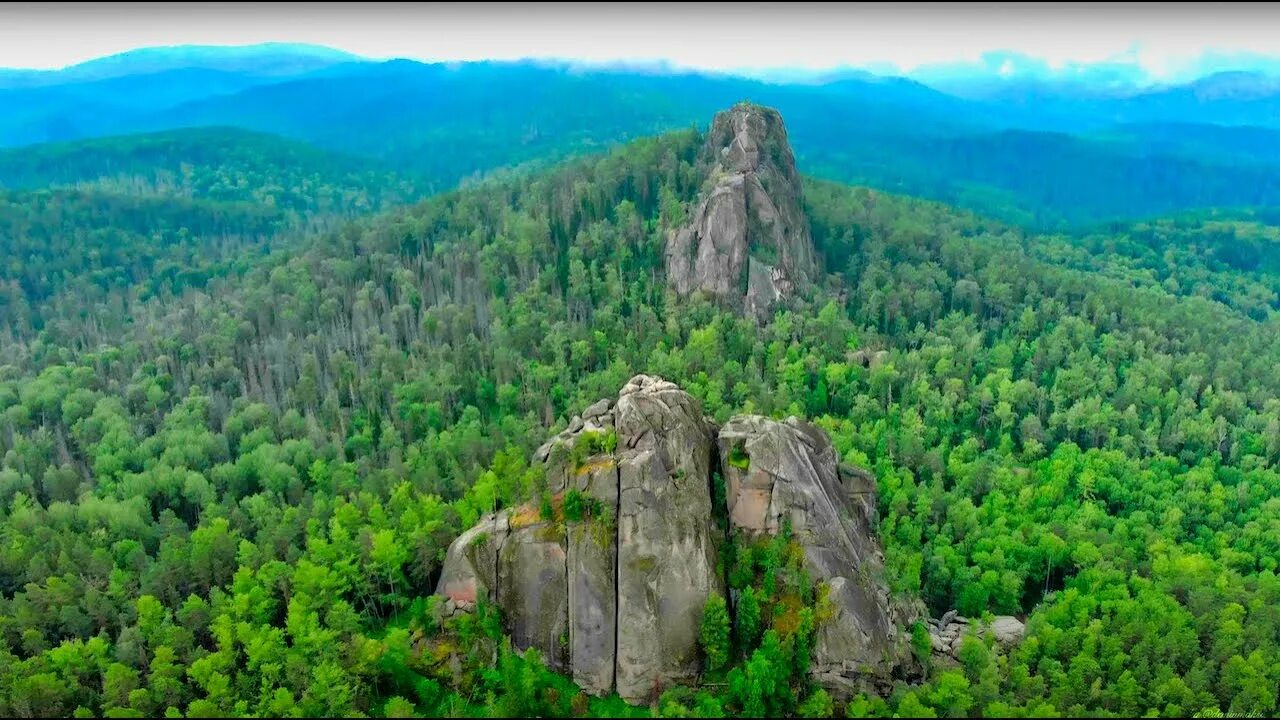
[[0, 42, 361, 88], [6, 42, 1280, 229]]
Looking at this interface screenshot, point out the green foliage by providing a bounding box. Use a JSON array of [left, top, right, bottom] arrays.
[[699, 594, 732, 675], [710, 471, 729, 534], [562, 489, 606, 525], [796, 688, 834, 718], [715, 532, 824, 717], [570, 429, 619, 470], [562, 488, 587, 523], [910, 620, 934, 670], [735, 587, 762, 653]]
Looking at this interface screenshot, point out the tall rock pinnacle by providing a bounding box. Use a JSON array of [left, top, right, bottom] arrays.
[[665, 102, 818, 317]]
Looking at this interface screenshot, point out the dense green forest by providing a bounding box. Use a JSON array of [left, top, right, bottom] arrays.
[[0, 127, 422, 208], [0, 128, 425, 335], [1, 103, 1279, 718]]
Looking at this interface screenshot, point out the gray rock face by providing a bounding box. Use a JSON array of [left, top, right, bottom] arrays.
[[437, 375, 722, 704], [666, 103, 817, 318], [717, 415, 909, 695], [562, 455, 618, 694], [436, 509, 569, 670], [437, 376, 911, 703], [498, 519, 570, 670], [614, 375, 722, 702], [543, 403, 620, 696]]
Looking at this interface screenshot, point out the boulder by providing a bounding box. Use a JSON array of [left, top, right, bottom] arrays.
[[582, 397, 613, 421], [988, 616, 1026, 646], [437, 512, 509, 611], [927, 613, 1028, 663]]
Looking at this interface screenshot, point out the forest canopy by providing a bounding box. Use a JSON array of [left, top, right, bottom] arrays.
[[0, 83, 1279, 717]]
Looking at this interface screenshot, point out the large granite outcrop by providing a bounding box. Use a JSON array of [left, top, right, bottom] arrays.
[[613, 375, 723, 701], [666, 102, 818, 318], [438, 375, 722, 703], [436, 375, 913, 703], [717, 415, 908, 695], [435, 508, 570, 670]]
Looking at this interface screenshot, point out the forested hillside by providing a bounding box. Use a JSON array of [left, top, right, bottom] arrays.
[[0, 103, 1278, 718], [0, 128, 424, 335], [0, 127, 421, 209]]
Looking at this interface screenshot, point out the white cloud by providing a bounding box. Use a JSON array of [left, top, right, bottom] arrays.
[[0, 2, 1277, 83]]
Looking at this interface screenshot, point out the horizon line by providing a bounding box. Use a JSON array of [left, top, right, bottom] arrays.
[[2, 40, 1279, 90]]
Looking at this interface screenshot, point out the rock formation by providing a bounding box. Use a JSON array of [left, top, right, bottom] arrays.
[[928, 612, 1026, 663], [612, 375, 723, 701], [666, 102, 818, 318], [436, 375, 914, 704], [717, 416, 902, 695], [850, 349, 890, 371], [434, 503, 572, 670]]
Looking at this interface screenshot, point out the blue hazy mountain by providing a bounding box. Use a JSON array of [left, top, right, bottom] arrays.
[[1109, 71, 1280, 127], [5, 42, 1280, 228], [0, 44, 367, 147], [999, 71, 1280, 133], [1084, 122, 1280, 167], [905, 51, 1280, 133], [0, 42, 361, 88], [0, 68, 308, 147]]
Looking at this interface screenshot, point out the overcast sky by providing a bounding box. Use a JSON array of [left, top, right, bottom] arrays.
[[2, 2, 1277, 80]]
